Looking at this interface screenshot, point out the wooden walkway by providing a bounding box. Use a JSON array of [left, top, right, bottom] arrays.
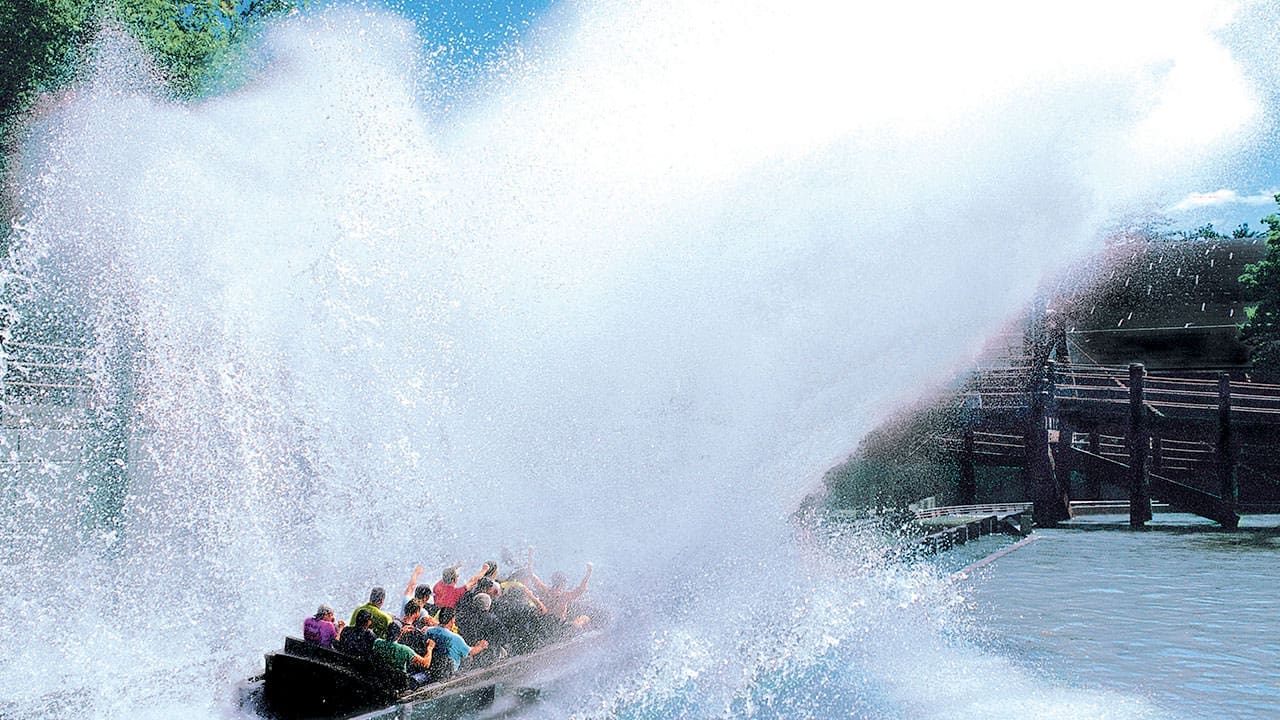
[[934, 361, 1280, 529], [1, 340, 93, 406]]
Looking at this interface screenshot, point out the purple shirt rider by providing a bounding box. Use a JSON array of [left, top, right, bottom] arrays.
[[304, 615, 339, 648]]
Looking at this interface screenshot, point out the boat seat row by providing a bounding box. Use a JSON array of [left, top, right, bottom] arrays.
[[278, 636, 409, 691]]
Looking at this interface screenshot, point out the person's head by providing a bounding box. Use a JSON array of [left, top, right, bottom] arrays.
[[414, 584, 431, 603], [385, 620, 402, 641], [403, 599, 421, 621], [550, 572, 567, 590], [482, 560, 499, 578], [354, 608, 373, 629], [315, 604, 334, 621], [442, 567, 458, 585], [369, 586, 386, 607], [475, 577, 497, 596], [437, 606, 456, 627], [474, 593, 492, 611]]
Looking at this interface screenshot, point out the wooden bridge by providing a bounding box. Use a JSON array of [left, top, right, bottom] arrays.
[[934, 359, 1280, 529], [824, 238, 1280, 528]]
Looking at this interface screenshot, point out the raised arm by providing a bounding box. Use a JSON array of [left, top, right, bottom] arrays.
[[520, 583, 548, 615], [527, 570, 549, 595], [403, 565, 425, 599], [526, 547, 549, 594], [463, 562, 490, 590], [566, 563, 593, 601]]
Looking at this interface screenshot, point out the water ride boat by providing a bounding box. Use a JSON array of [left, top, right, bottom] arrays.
[[245, 627, 602, 719]]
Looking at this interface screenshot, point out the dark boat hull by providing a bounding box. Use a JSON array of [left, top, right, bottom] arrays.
[[255, 631, 601, 719]]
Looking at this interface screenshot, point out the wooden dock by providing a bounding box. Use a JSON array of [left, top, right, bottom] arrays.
[[827, 237, 1280, 530], [910, 503, 1032, 555], [930, 359, 1280, 529]]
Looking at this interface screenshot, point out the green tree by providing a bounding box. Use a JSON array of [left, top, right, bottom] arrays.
[[1234, 222, 1258, 239], [1, 0, 99, 241], [1238, 195, 1280, 376], [2, 0, 302, 123], [112, 0, 302, 97], [0, 0, 99, 126], [1, 0, 301, 232], [1178, 223, 1225, 241]]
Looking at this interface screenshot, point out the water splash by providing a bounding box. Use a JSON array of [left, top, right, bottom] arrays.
[[0, 1, 1272, 717]]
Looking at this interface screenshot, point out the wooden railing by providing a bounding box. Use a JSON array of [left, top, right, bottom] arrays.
[[913, 502, 1032, 520], [2, 340, 93, 404]]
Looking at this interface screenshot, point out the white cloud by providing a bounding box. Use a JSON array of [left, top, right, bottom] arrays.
[[1168, 189, 1279, 212]]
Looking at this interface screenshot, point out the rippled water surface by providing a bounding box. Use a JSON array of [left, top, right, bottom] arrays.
[[966, 515, 1280, 719]]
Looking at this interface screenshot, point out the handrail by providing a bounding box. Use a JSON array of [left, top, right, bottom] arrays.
[[2, 341, 89, 353], [913, 502, 1032, 520], [4, 381, 92, 390], [5, 360, 90, 371]]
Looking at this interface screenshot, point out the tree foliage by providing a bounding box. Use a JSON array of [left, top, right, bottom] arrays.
[[0, 0, 99, 125], [112, 0, 301, 97], [1, 0, 302, 229], [1, 0, 301, 122], [1176, 222, 1226, 241], [1234, 222, 1258, 239], [1, 0, 301, 241], [1238, 195, 1280, 375]]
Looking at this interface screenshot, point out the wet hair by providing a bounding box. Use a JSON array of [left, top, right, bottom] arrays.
[[385, 620, 402, 640], [414, 584, 432, 602], [436, 607, 456, 626], [354, 608, 373, 628], [475, 578, 497, 594], [442, 568, 458, 585], [403, 599, 421, 618], [315, 604, 334, 620], [474, 593, 492, 611], [370, 586, 386, 606], [483, 561, 499, 578]]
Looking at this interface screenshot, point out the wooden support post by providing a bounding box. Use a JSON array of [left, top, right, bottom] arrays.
[[958, 429, 977, 506], [1053, 417, 1075, 520], [1030, 389, 1062, 527], [1053, 322, 1070, 364], [1218, 373, 1238, 515], [1128, 363, 1152, 529]]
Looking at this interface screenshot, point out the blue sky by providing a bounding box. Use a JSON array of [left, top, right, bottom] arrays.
[[375, 0, 557, 109], [392, 0, 553, 44]]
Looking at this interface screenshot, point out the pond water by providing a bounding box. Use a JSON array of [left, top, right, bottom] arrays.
[[963, 515, 1280, 719]]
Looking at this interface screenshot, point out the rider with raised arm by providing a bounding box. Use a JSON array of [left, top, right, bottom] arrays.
[[529, 549, 593, 622], [433, 561, 491, 609]]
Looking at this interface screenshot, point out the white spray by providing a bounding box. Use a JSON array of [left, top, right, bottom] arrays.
[[0, 1, 1270, 717]]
